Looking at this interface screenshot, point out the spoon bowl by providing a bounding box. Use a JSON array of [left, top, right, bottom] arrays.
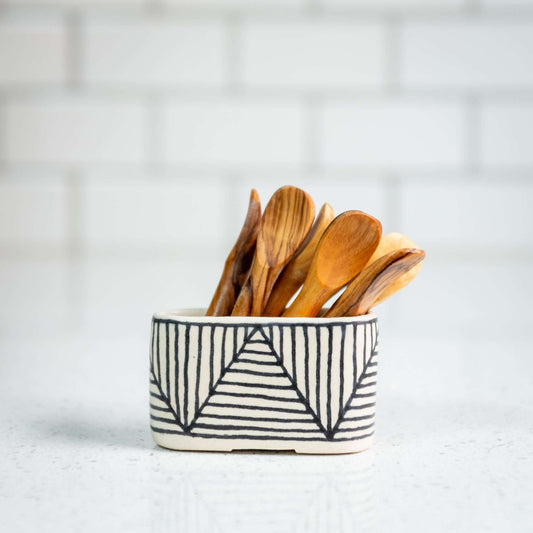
[[366, 232, 424, 307], [324, 248, 426, 318], [282, 210, 382, 318], [232, 186, 315, 316]]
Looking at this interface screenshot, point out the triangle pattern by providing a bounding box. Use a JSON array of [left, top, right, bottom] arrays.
[[247, 327, 270, 343], [150, 321, 251, 433], [333, 349, 377, 440], [269, 321, 378, 438], [190, 327, 326, 439]]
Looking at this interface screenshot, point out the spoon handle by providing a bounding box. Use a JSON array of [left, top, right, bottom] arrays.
[[264, 203, 334, 317], [232, 264, 280, 317], [282, 282, 330, 318], [324, 249, 425, 318], [231, 274, 253, 316], [206, 190, 261, 316]]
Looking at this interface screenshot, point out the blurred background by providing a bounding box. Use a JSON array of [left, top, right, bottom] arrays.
[[1, 0, 533, 342], [2, 3, 533, 532]]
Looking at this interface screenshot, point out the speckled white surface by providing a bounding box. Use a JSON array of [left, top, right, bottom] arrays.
[[1, 331, 532, 533]]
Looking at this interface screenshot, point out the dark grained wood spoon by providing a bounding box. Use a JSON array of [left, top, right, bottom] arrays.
[[232, 186, 315, 317], [324, 248, 426, 317], [282, 210, 382, 318], [206, 189, 261, 316], [263, 203, 334, 317], [366, 232, 424, 307]]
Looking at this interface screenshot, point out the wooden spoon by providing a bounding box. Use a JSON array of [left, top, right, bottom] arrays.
[[282, 211, 382, 318], [263, 203, 335, 317], [232, 186, 315, 316], [365, 232, 424, 307], [324, 248, 425, 318], [206, 189, 261, 316]]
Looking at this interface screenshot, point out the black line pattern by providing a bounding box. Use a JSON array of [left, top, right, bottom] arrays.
[[150, 318, 378, 442]]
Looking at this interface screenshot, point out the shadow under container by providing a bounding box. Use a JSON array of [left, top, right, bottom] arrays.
[[150, 309, 378, 454]]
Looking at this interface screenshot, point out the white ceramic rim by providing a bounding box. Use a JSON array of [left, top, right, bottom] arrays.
[[153, 308, 376, 324]]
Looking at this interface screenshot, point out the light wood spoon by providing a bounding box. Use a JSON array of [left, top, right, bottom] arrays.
[[206, 189, 261, 316], [324, 248, 425, 318], [263, 203, 335, 317], [232, 186, 315, 317], [365, 232, 424, 307], [282, 210, 382, 318]]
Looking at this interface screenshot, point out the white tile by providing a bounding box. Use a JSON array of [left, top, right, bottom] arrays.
[[481, 103, 533, 167], [398, 181, 533, 248], [83, 19, 226, 87], [320, 0, 464, 7], [400, 20, 533, 89], [81, 257, 222, 336], [81, 175, 227, 251], [0, 259, 70, 337], [242, 21, 385, 90], [0, 174, 68, 248], [7, 0, 143, 5], [482, 0, 533, 6], [163, 0, 303, 7], [162, 100, 305, 167], [390, 259, 533, 338], [0, 17, 66, 85], [320, 101, 466, 169], [4, 98, 145, 164]]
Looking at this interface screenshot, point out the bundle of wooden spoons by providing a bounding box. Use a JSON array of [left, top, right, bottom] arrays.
[[206, 186, 425, 318]]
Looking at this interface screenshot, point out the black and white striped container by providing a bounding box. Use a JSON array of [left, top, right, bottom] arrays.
[[150, 309, 378, 454]]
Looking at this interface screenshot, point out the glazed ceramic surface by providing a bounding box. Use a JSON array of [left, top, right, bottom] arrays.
[[150, 310, 378, 454]]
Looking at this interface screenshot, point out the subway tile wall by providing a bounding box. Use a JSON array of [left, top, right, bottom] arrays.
[[1, 2, 532, 341]]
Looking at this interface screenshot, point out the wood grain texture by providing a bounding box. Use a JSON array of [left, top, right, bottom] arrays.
[[366, 232, 424, 307], [206, 189, 261, 316], [232, 186, 315, 317], [230, 271, 254, 316], [324, 248, 426, 318], [283, 210, 382, 318], [263, 203, 335, 317]]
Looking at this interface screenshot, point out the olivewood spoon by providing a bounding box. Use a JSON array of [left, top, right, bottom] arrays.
[[263, 203, 335, 317], [366, 232, 424, 307], [282, 210, 382, 318], [324, 248, 426, 318], [232, 186, 315, 317], [206, 189, 261, 316]]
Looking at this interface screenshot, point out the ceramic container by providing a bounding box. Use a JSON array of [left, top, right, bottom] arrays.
[[150, 309, 378, 454]]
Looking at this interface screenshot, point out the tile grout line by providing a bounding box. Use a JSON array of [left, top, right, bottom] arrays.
[[65, 9, 82, 90], [465, 93, 482, 178], [383, 172, 401, 232], [226, 13, 243, 95], [384, 15, 401, 97], [2, 162, 533, 181], [0, 94, 5, 171], [4, 4, 533, 19], [304, 93, 322, 175], [145, 95, 164, 174]]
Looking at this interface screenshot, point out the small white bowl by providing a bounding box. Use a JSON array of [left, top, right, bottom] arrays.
[[150, 309, 378, 454]]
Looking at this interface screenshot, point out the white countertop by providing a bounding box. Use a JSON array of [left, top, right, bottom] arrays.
[[1, 331, 531, 533]]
